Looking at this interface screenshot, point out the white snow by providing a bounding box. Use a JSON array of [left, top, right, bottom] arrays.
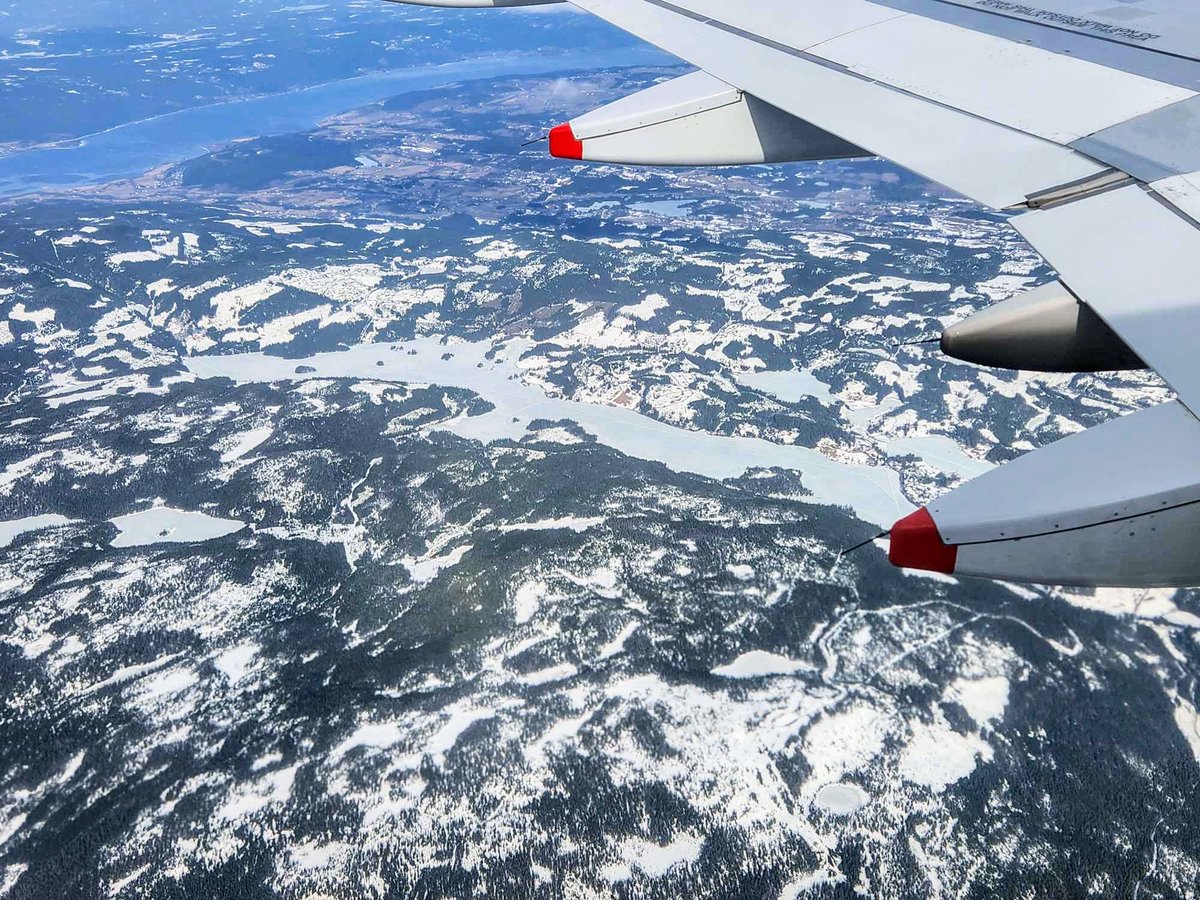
[[813, 782, 869, 815], [289, 839, 348, 870], [332, 721, 405, 759], [215, 643, 259, 683], [107, 250, 161, 265], [333, 705, 495, 769], [206, 280, 285, 331], [898, 723, 990, 792], [146, 278, 175, 298], [419, 707, 494, 766], [599, 863, 632, 883], [497, 516, 603, 534], [140, 667, 198, 700], [218, 426, 273, 463], [0, 451, 53, 491], [9, 304, 55, 325], [737, 367, 835, 406], [83, 653, 182, 695], [618, 293, 668, 321], [801, 704, 892, 786], [108, 864, 150, 896], [401, 543, 472, 586], [598, 621, 638, 660], [884, 435, 992, 480], [0, 864, 27, 896], [1172, 694, 1200, 765], [618, 835, 703, 877], [726, 563, 754, 581], [513, 579, 547, 624], [1062, 587, 1200, 629], [216, 765, 297, 820], [946, 676, 1010, 727], [0, 815, 27, 851], [779, 870, 846, 898], [519, 663, 577, 686]]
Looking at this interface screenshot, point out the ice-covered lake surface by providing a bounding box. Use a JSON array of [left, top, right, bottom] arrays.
[[108, 506, 246, 548], [884, 434, 993, 480], [0, 514, 73, 547], [185, 337, 912, 529], [736, 367, 836, 406], [814, 782, 869, 816]]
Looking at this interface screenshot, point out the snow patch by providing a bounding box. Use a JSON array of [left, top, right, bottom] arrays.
[[402, 543, 472, 586], [1172, 694, 1200, 765], [498, 516, 603, 534], [898, 723, 990, 792], [618, 293, 668, 321], [813, 782, 868, 815], [598, 621, 638, 660], [519, 663, 577, 686], [618, 835, 703, 878], [215, 643, 259, 683], [946, 676, 1009, 727], [513, 579, 547, 624], [218, 426, 273, 463]]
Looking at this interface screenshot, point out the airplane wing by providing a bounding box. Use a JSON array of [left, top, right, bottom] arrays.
[[389, 0, 1200, 588]]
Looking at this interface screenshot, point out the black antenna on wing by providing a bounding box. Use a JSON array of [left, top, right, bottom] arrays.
[[891, 336, 942, 348], [829, 530, 889, 577], [521, 133, 548, 148]]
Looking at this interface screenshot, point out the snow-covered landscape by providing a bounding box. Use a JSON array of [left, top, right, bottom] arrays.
[[0, 1, 1197, 897]]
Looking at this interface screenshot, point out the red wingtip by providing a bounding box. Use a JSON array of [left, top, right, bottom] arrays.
[[888, 507, 958, 574], [548, 122, 583, 160]]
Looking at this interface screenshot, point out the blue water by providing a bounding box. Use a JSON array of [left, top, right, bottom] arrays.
[[0, 47, 671, 199]]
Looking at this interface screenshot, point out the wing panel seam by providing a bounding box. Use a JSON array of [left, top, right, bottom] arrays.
[[638, 0, 1084, 147], [956, 493, 1200, 548]]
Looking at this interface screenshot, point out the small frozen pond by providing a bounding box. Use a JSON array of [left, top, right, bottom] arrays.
[[736, 368, 836, 406], [814, 782, 869, 815], [711, 650, 809, 679], [630, 199, 693, 218], [110, 507, 246, 548]]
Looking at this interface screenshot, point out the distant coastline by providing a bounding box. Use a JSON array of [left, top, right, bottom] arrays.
[[0, 46, 670, 199]]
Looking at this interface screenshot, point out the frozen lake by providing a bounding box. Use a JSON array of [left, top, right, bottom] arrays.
[[0, 514, 73, 548], [814, 782, 868, 815], [736, 367, 836, 406], [184, 337, 913, 529], [109, 507, 246, 548]]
